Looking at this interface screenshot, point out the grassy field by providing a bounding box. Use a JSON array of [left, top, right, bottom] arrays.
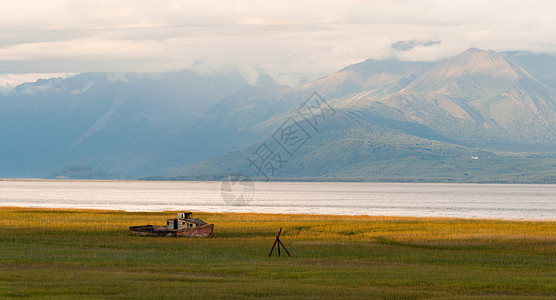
[[0, 207, 554, 299]]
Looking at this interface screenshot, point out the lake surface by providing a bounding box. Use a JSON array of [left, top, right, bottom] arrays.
[[0, 180, 555, 220]]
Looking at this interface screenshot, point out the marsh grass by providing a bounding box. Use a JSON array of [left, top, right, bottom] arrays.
[[0, 207, 554, 299]]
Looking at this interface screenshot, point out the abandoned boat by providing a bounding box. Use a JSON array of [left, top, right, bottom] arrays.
[[129, 212, 213, 237]]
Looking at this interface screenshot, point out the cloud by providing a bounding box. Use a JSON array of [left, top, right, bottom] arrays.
[[0, 0, 555, 86], [391, 39, 441, 52]]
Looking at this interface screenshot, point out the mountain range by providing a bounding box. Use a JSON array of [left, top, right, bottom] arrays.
[[1, 48, 556, 182]]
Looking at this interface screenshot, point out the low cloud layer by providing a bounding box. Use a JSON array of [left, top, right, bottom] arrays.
[[391, 40, 441, 52], [1, 0, 555, 87]]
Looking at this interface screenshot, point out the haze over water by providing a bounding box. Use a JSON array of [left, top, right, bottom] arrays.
[[0, 181, 554, 220]]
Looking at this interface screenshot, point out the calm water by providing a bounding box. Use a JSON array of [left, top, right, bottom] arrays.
[[0, 180, 555, 220]]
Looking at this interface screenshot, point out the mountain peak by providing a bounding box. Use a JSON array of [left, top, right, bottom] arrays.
[[461, 47, 487, 54], [438, 48, 515, 76], [402, 48, 519, 96]]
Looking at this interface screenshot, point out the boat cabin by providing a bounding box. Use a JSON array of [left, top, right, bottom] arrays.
[[166, 212, 207, 230], [178, 212, 192, 219]]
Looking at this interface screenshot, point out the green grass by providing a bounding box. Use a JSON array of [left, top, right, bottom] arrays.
[[0, 207, 554, 299]]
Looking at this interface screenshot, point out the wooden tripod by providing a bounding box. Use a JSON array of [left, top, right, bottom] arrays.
[[268, 227, 291, 257]]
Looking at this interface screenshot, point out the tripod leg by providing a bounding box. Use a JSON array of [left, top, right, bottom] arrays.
[[277, 239, 281, 257], [268, 239, 278, 257], [278, 239, 291, 256]]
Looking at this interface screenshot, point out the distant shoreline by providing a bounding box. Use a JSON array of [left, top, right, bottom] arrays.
[[1, 178, 556, 184], [1, 206, 554, 222]]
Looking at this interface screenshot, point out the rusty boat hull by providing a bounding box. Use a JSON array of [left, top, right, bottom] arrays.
[[129, 224, 214, 237]]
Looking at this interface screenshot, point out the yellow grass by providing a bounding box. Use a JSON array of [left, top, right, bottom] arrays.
[[0, 207, 555, 299]]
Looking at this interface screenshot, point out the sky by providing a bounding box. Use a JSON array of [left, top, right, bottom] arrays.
[[1, 0, 556, 88]]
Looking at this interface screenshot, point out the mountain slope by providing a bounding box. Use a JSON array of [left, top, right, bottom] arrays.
[[172, 49, 556, 182], [337, 48, 556, 150], [0, 71, 251, 177], [303, 59, 433, 104], [173, 109, 556, 183], [1, 48, 555, 181]]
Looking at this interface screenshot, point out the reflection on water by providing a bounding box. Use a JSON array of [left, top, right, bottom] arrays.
[[0, 181, 555, 220]]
